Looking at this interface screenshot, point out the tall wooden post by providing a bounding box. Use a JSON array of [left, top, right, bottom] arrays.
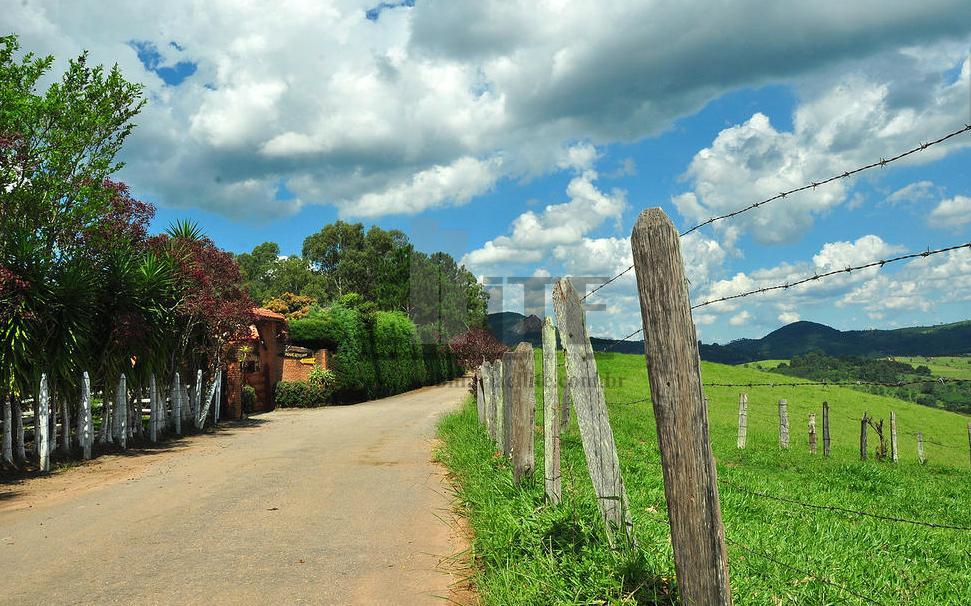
[[553, 278, 635, 547], [822, 402, 830, 457], [38, 374, 51, 472], [860, 413, 869, 461], [493, 361, 505, 451], [560, 375, 572, 431], [503, 342, 535, 484], [542, 318, 562, 503], [631, 209, 732, 605], [916, 432, 926, 465], [808, 413, 817, 455], [778, 399, 789, 449], [890, 411, 898, 463], [481, 361, 494, 439], [500, 357, 513, 458], [736, 394, 747, 449], [475, 366, 486, 423], [81, 372, 92, 460]]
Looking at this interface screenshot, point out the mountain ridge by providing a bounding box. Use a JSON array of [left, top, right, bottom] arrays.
[[486, 312, 971, 362]]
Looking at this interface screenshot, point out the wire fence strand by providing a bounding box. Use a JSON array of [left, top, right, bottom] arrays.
[[721, 480, 971, 531], [599, 240, 971, 350], [579, 124, 971, 302]]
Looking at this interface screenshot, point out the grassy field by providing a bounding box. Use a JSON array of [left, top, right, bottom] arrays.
[[437, 352, 971, 605], [896, 355, 971, 380]]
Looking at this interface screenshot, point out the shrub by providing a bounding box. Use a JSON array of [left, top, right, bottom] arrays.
[[276, 378, 331, 408], [309, 365, 337, 400], [241, 384, 256, 412], [373, 310, 426, 395]]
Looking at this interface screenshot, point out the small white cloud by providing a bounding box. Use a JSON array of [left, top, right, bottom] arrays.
[[778, 311, 800, 324], [729, 310, 751, 326], [927, 195, 971, 229], [887, 180, 936, 205]]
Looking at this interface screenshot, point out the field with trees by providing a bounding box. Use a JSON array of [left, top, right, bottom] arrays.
[[438, 352, 971, 605]]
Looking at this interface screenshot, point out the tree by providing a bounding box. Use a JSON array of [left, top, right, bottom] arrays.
[[449, 328, 507, 370], [237, 241, 280, 303]]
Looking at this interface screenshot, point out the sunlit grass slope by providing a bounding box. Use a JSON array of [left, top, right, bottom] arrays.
[[438, 352, 971, 605]]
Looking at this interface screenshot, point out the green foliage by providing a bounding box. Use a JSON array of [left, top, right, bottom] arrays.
[[275, 379, 329, 408], [308, 365, 337, 395], [373, 310, 426, 395], [241, 384, 256, 413], [439, 353, 971, 605]]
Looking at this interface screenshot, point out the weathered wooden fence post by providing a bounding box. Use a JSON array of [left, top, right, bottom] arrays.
[[503, 342, 535, 484], [916, 431, 926, 465], [501, 356, 513, 459], [808, 413, 817, 455], [492, 361, 505, 451], [172, 373, 182, 436], [480, 362, 492, 437], [543, 317, 562, 503], [631, 209, 731, 604], [80, 372, 92, 460], [2, 396, 12, 466], [560, 374, 571, 431], [778, 399, 790, 449], [736, 393, 747, 449], [890, 411, 898, 463], [822, 402, 830, 457], [476, 365, 486, 423], [860, 413, 869, 461], [38, 374, 51, 472], [552, 278, 635, 546]]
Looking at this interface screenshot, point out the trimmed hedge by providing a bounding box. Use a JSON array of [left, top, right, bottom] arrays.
[[373, 310, 426, 396], [288, 300, 463, 403], [275, 368, 336, 407]]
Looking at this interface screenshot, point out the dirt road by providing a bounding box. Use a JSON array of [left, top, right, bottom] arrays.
[[0, 381, 473, 605]]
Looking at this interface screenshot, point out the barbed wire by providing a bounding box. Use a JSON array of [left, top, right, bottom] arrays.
[[579, 124, 971, 303], [721, 480, 971, 531], [692, 241, 971, 310], [681, 124, 971, 238], [725, 537, 888, 606], [599, 240, 971, 350], [703, 377, 971, 389]]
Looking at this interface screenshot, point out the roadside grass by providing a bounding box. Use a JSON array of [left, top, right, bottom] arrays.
[[438, 352, 971, 606]]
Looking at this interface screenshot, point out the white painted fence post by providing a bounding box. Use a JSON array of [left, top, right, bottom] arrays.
[[149, 374, 159, 443], [172, 373, 182, 436], [114, 374, 127, 449], [80, 372, 92, 460], [38, 374, 51, 472], [890, 411, 898, 463]]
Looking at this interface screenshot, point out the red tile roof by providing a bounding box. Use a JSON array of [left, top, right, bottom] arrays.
[[252, 307, 286, 321]]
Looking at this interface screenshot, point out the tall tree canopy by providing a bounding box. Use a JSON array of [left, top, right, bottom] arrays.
[[240, 221, 488, 342]]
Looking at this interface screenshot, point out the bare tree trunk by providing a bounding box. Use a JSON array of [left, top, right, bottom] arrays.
[[99, 387, 112, 445], [114, 375, 127, 449], [13, 399, 26, 462], [60, 398, 70, 454], [196, 372, 219, 430], [3, 396, 13, 466], [193, 370, 203, 424]]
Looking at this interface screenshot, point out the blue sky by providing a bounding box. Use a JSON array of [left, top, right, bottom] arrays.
[[5, 1, 971, 343]]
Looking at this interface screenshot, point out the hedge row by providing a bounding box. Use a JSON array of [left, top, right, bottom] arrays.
[[288, 303, 462, 402]]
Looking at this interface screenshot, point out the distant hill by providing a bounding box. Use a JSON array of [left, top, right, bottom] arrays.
[[487, 313, 971, 363]]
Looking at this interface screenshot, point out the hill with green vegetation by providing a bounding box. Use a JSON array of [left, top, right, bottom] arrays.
[[438, 352, 971, 605], [761, 351, 971, 414], [701, 320, 971, 363]]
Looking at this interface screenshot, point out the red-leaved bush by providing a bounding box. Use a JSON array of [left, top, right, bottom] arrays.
[[449, 327, 507, 370]]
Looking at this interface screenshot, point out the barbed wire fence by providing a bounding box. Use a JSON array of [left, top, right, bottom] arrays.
[[569, 124, 971, 604]]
